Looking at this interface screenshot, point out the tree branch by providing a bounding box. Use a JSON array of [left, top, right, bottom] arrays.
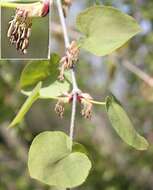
[[122, 60, 153, 87], [56, 0, 79, 141]]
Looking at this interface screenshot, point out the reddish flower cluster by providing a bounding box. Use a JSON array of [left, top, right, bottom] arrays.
[[41, 0, 50, 17], [55, 92, 93, 119]]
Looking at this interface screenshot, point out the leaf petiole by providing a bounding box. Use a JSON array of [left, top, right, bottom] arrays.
[[89, 100, 106, 106]]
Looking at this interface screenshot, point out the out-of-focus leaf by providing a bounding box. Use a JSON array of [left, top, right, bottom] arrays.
[[28, 131, 91, 188], [9, 82, 41, 128], [76, 6, 141, 56], [105, 95, 149, 150], [20, 53, 71, 99]]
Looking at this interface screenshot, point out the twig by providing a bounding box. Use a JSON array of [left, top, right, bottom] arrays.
[[122, 60, 153, 87], [56, 0, 79, 141]]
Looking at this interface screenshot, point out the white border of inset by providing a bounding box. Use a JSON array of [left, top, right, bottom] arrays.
[[0, 4, 1, 58], [0, 1, 51, 60]]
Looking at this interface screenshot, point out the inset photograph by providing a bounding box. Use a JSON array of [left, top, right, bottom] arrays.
[[1, 2, 50, 59]]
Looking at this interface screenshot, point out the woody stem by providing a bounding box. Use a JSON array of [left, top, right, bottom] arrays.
[[56, 0, 79, 141]]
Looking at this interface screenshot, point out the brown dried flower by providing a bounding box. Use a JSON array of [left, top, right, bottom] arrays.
[[7, 8, 32, 54], [59, 41, 80, 81], [80, 93, 93, 119], [55, 100, 65, 118], [54, 95, 71, 118]]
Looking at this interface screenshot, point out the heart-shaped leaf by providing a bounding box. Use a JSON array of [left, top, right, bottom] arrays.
[[106, 95, 149, 150], [76, 6, 141, 56], [9, 82, 41, 128], [20, 53, 71, 99], [28, 131, 91, 188]]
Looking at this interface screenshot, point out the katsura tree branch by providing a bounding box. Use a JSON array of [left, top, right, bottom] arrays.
[[122, 60, 153, 87], [70, 68, 79, 140], [56, 0, 69, 48], [56, 0, 79, 141], [7, 2, 149, 189]]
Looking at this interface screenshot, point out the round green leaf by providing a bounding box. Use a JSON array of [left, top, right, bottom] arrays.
[[20, 54, 71, 99], [28, 131, 91, 188], [76, 5, 141, 56], [106, 95, 149, 150]]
